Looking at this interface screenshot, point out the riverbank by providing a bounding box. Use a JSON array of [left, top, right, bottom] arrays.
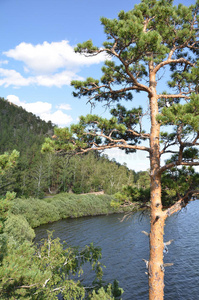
[[10, 192, 139, 229]]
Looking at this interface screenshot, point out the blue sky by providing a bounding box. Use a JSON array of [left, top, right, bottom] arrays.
[[0, 0, 196, 171]]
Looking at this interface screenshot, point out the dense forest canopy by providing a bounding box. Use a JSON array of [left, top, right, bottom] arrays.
[[0, 97, 149, 198]]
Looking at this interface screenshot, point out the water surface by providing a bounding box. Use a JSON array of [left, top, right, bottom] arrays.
[[35, 200, 199, 299]]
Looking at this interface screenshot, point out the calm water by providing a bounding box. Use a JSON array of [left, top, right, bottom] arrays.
[[35, 200, 199, 300]]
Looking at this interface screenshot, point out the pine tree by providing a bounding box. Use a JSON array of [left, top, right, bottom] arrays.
[[42, 1, 199, 298]]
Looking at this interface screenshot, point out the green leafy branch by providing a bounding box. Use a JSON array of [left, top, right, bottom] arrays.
[[42, 106, 150, 156]]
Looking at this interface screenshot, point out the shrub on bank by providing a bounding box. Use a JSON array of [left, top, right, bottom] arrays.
[[10, 193, 118, 228], [4, 214, 35, 243], [11, 198, 60, 227]]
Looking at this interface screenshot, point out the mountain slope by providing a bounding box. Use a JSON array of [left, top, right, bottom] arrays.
[[0, 97, 54, 154]]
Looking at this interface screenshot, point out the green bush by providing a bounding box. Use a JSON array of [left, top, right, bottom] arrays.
[[0, 232, 122, 300], [11, 198, 60, 227], [4, 214, 35, 243], [46, 193, 116, 218], [10, 194, 120, 228], [10, 193, 137, 229]]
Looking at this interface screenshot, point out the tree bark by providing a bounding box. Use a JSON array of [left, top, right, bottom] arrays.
[[148, 66, 166, 299], [148, 170, 166, 300]]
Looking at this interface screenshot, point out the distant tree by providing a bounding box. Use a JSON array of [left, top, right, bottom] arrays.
[[0, 150, 19, 177], [136, 171, 150, 189], [43, 0, 199, 298], [0, 150, 19, 233], [31, 160, 48, 198]]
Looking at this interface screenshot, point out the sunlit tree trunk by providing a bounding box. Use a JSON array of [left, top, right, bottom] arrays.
[[148, 67, 166, 299], [148, 172, 166, 299]]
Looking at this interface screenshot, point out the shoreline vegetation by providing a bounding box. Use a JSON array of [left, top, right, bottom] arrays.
[[10, 193, 140, 231], [3, 192, 144, 248], [2, 192, 128, 299]]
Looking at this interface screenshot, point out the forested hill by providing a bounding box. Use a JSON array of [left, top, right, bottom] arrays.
[[0, 97, 54, 154], [0, 97, 150, 198]]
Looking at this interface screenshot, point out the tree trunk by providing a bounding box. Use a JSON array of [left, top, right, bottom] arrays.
[[148, 172, 166, 299], [148, 66, 166, 299]]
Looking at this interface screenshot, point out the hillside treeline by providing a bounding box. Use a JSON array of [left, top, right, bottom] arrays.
[[0, 97, 150, 198]]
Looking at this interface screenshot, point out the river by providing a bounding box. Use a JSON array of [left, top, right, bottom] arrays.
[[35, 200, 199, 300]]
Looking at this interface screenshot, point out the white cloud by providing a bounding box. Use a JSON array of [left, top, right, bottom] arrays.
[[6, 95, 73, 127], [0, 68, 34, 87], [7, 95, 52, 114], [56, 103, 72, 110], [6, 94, 21, 105], [24, 101, 52, 115], [0, 68, 83, 88], [0, 40, 109, 88], [4, 40, 107, 74], [35, 70, 83, 87], [41, 110, 73, 127]]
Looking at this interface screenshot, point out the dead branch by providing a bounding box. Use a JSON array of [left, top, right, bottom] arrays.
[[164, 190, 199, 217], [142, 231, 150, 237]]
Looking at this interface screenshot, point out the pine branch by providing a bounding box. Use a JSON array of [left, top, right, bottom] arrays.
[[154, 57, 195, 73], [160, 142, 176, 156], [85, 127, 149, 140], [158, 94, 190, 100], [160, 161, 199, 174], [123, 62, 151, 95], [127, 129, 150, 139], [164, 190, 199, 217], [77, 143, 150, 154]]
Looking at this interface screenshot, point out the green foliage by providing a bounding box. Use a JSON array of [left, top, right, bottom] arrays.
[[0, 96, 139, 197], [71, 0, 198, 104], [0, 104, 126, 299], [0, 98, 53, 156], [10, 194, 120, 228], [3, 214, 35, 244], [135, 171, 150, 189], [10, 198, 60, 228], [0, 150, 19, 176], [157, 94, 199, 132], [90, 286, 114, 300], [0, 232, 121, 300], [43, 114, 127, 154], [114, 184, 150, 205], [0, 97, 54, 197], [40, 151, 136, 196], [1, 1, 197, 298], [74, 40, 99, 53], [0, 233, 7, 262], [161, 166, 199, 207], [89, 282, 122, 300], [0, 192, 16, 233], [0, 147, 19, 233], [0, 98, 150, 199], [42, 104, 146, 156], [0, 150, 19, 196]]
